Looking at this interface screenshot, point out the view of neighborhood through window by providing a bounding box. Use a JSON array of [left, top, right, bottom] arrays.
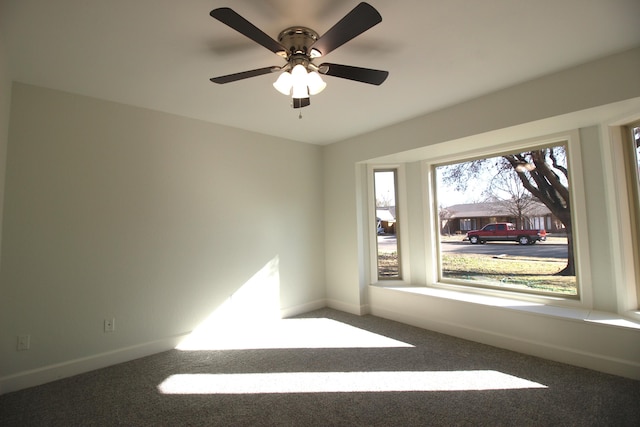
[[374, 170, 400, 279], [435, 144, 577, 296]]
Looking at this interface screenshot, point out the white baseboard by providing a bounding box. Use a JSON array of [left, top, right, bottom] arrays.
[[0, 333, 188, 395], [0, 300, 335, 395], [326, 298, 368, 315], [280, 299, 327, 318]]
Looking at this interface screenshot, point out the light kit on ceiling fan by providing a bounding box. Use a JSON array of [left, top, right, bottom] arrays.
[[273, 66, 326, 103], [209, 2, 389, 109], [273, 64, 327, 97]]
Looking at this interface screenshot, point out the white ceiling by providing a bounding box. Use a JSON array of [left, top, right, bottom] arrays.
[[2, 0, 639, 145]]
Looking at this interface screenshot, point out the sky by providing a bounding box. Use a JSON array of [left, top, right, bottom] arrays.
[[374, 170, 482, 209]]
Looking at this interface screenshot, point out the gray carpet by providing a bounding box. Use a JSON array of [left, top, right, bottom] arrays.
[[1, 308, 639, 426]]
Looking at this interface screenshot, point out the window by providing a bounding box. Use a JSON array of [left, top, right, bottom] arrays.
[[529, 217, 546, 230], [626, 123, 640, 217], [434, 143, 577, 297], [459, 219, 475, 231], [624, 122, 640, 305], [374, 170, 401, 280]]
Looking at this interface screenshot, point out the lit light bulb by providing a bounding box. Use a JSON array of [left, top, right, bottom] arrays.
[[273, 72, 293, 95], [291, 64, 309, 99], [307, 71, 326, 95]]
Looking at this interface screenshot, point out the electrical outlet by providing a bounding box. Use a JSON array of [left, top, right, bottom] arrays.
[[104, 318, 115, 332], [17, 335, 30, 351]]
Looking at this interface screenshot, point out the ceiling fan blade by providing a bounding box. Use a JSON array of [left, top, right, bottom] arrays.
[[319, 63, 389, 85], [210, 8, 286, 56], [210, 66, 280, 84], [310, 2, 382, 57]]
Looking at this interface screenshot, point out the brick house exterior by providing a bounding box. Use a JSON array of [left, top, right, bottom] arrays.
[[440, 201, 563, 235]]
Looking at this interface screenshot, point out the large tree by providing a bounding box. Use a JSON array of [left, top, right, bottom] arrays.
[[441, 145, 575, 275], [439, 205, 453, 235], [483, 172, 543, 229]]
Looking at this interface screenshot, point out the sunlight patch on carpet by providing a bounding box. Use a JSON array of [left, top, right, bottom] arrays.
[[158, 371, 547, 394], [176, 318, 413, 350]]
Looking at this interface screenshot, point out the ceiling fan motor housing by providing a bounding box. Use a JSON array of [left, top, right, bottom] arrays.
[[277, 27, 321, 62]]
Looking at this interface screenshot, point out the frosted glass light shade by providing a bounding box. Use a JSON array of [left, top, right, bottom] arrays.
[[292, 84, 308, 99], [307, 71, 326, 95], [291, 64, 309, 99], [273, 64, 326, 100], [273, 72, 293, 95]]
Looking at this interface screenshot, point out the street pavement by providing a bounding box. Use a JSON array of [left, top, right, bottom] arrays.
[[439, 240, 567, 259], [377, 235, 568, 259]]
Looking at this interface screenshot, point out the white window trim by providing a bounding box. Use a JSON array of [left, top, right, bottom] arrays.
[[602, 115, 640, 320], [368, 164, 410, 286], [424, 130, 594, 309]]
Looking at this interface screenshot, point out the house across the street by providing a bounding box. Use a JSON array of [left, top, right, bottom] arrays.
[[376, 207, 396, 234], [439, 201, 564, 235]]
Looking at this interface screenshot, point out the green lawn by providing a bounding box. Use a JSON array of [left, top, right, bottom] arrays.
[[378, 251, 577, 295], [377, 253, 399, 278], [442, 253, 576, 295]]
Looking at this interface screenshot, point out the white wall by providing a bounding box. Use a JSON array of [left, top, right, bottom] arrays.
[[324, 47, 640, 378], [0, 31, 11, 268], [0, 84, 325, 392]]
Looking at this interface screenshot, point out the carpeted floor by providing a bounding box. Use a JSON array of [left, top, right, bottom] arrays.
[[1, 308, 639, 426]]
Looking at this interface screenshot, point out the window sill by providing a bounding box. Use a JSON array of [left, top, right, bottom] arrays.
[[370, 284, 640, 331]]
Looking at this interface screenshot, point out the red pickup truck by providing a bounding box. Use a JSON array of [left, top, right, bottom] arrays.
[[466, 222, 546, 245]]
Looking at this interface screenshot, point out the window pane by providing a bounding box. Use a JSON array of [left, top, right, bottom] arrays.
[[374, 170, 400, 279], [435, 144, 577, 296]]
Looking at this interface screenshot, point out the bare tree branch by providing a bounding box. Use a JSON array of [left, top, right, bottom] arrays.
[[438, 144, 575, 275]]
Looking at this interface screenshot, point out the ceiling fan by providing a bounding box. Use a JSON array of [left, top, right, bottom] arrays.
[[209, 2, 389, 109]]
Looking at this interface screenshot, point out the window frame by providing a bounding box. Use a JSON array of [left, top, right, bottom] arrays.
[[602, 118, 640, 318], [368, 165, 409, 285], [626, 122, 640, 307], [425, 130, 593, 307], [622, 121, 640, 308]]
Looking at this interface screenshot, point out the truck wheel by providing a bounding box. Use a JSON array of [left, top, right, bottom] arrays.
[[518, 236, 530, 245], [469, 236, 479, 244]]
